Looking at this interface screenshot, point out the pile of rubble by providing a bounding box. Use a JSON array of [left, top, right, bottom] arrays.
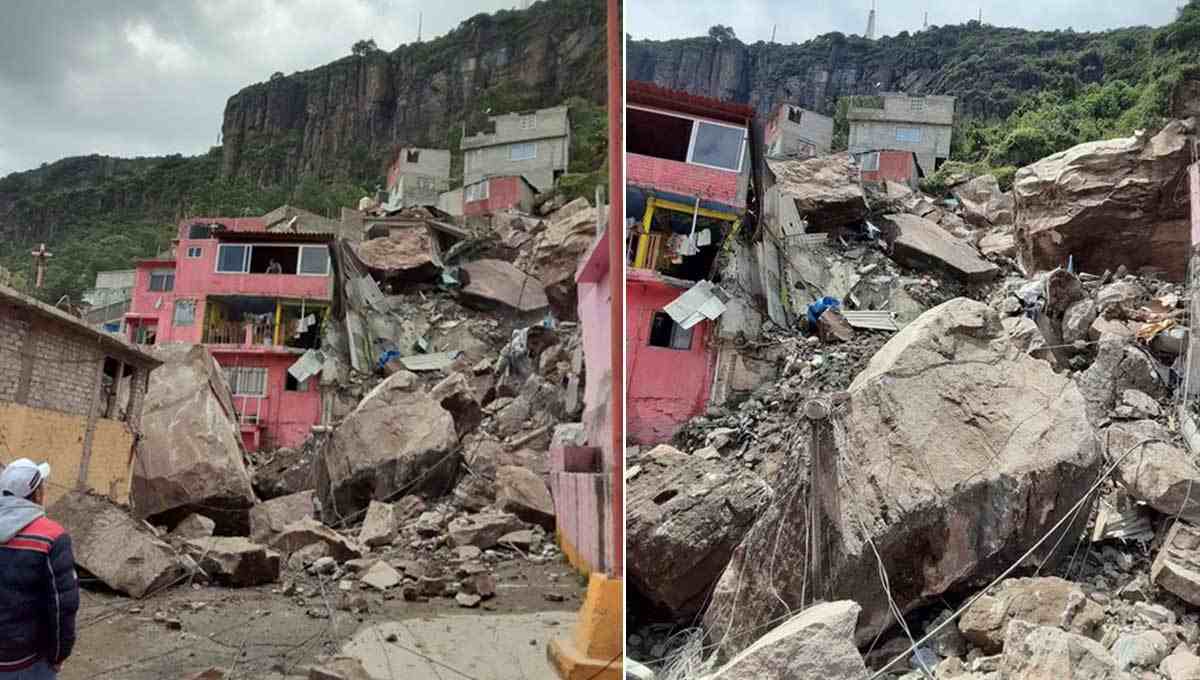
[[51, 199, 598, 633], [627, 115, 1200, 680]]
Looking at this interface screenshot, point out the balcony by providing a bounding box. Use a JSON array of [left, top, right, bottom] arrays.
[[202, 295, 325, 350]]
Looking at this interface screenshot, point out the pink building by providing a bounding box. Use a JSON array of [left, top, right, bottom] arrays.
[[125, 217, 333, 451], [462, 175, 537, 217], [625, 82, 751, 443]]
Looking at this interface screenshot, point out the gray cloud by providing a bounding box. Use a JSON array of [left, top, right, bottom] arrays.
[[628, 0, 1179, 46], [0, 0, 519, 176]]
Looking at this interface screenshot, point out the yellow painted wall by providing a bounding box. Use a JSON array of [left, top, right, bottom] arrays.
[[0, 403, 132, 506]]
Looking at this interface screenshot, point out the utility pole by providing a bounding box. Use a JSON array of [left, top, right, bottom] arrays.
[[30, 243, 52, 290]]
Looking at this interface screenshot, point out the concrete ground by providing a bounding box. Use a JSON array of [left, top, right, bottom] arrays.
[[62, 557, 585, 679]]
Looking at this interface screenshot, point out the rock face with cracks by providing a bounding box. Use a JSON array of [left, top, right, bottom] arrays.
[[703, 298, 1100, 659], [628, 445, 771, 619], [704, 601, 867, 680], [50, 491, 186, 598], [1014, 119, 1194, 281], [317, 370, 459, 522], [134, 344, 256, 533]]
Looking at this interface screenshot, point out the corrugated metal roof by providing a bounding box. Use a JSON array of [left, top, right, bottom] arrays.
[[664, 280, 730, 330], [400, 351, 463, 371], [842, 310, 899, 331]]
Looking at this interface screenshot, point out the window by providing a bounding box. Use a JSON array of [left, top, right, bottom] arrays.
[[520, 115, 536, 130], [286, 373, 310, 392], [217, 244, 250, 273], [896, 127, 922, 143], [628, 107, 693, 162], [648, 311, 693, 350], [173, 299, 196, 326], [186, 247, 202, 258], [465, 180, 489, 203], [690, 121, 744, 171], [148, 270, 174, 292], [417, 176, 434, 191], [406, 149, 420, 162], [909, 98, 926, 112], [298, 246, 330, 276], [509, 142, 537, 161], [860, 152, 880, 172], [225, 366, 268, 396], [188, 223, 215, 239]]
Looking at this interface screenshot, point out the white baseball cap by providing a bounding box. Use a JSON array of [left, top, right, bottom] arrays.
[[0, 459, 50, 499]]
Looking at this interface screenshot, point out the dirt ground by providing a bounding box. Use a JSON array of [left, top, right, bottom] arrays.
[[65, 555, 585, 679]]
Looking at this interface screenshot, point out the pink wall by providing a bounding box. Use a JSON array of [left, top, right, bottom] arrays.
[[862, 151, 918, 187], [575, 230, 614, 468], [627, 153, 744, 209], [625, 269, 716, 445], [463, 176, 536, 217], [213, 349, 321, 450]]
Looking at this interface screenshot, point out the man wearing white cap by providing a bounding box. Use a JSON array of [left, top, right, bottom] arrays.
[[0, 459, 78, 678]]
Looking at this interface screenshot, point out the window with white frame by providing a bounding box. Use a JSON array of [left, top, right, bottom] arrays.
[[465, 180, 489, 203], [860, 151, 880, 171], [896, 127, 922, 143], [298, 246, 330, 276], [173, 299, 196, 326], [690, 121, 744, 171], [216, 244, 250, 273], [909, 98, 926, 112], [224, 366, 268, 396], [509, 142, 537, 161], [148, 270, 175, 292], [186, 246, 202, 258], [520, 115, 536, 130]]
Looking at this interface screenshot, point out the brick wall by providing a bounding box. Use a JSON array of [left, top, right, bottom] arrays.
[[0, 312, 30, 402], [628, 153, 744, 209]]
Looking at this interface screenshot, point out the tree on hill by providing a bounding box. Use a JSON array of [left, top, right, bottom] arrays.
[[708, 25, 736, 43], [352, 39, 378, 56]]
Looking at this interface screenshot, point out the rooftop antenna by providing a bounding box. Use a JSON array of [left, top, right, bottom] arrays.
[[417, 11, 422, 42], [865, 0, 877, 40]]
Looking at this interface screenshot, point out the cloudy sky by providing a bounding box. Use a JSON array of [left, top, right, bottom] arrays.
[[0, 0, 524, 177], [627, 1, 1179, 45]]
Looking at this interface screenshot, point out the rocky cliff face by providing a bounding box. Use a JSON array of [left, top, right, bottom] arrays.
[[628, 23, 1151, 121], [222, 0, 605, 186]]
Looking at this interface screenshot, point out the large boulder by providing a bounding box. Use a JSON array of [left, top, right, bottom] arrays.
[[185, 537, 281, 587], [459, 259, 549, 313], [517, 197, 596, 319], [316, 371, 459, 523], [1076, 339, 1167, 426], [50, 491, 187, 598], [953, 174, 1014, 228], [959, 577, 1105, 653], [249, 490, 316, 543], [767, 156, 868, 229], [1107, 420, 1200, 522], [879, 213, 999, 282], [1014, 119, 1194, 280], [628, 445, 771, 620], [1001, 621, 1129, 680], [268, 517, 364, 562], [352, 227, 439, 281], [704, 298, 1100, 659], [703, 601, 867, 680], [494, 466, 555, 530], [134, 344, 256, 533]]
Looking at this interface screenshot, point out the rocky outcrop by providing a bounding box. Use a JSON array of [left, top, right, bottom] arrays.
[[704, 298, 1100, 659], [317, 370, 459, 522], [220, 0, 605, 185], [134, 344, 257, 534], [1014, 120, 1194, 280], [628, 445, 771, 619]]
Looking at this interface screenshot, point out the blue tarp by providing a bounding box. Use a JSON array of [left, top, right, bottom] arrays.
[[807, 296, 841, 326]]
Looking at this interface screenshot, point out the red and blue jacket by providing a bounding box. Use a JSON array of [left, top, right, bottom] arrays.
[[0, 503, 78, 672]]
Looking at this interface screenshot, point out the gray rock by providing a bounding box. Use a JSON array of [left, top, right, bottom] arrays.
[[359, 561, 402, 591], [249, 491, 315, 543], [1152, 521, 1200, 606], [185, 537, 281, 587], [448, 513, 527, 550], [171, 514, 216, 540], [1111, 630, 1170, 671], [1108, 420, 1200, 523], [269, 517, 364, 562], [358, 501, 396, 548], [1160, 649, 1200, 680], [705, 601, 867, 680], [1001, 621, 1127, 679], [1062, 299, 1099, 344], [494, 466, 554, 530], [1076, 338, 1166, 426], [959, 577, 1105, 654]]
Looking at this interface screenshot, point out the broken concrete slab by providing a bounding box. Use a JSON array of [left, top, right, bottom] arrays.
[[135, 344, 256, 533], [705, 298, 1100, 658], [630, 445, 771, 620], [880, 213, 1000, 282], [269, 517, 364, 562], [447, 512, 528, 550], [317, 370, 459, 523], [494, 465, 555, 530], [358, 501, 396, 548], [249, 490, 316, 543], [704, 601, 867, 680], [50, 491, 187, 599], [1152, 521, 1200, 606], [1107, 420, 1200, 522], [959, 577, 1105, 653], [459, 259, 549, 313], [185, 537, 281, 587]]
